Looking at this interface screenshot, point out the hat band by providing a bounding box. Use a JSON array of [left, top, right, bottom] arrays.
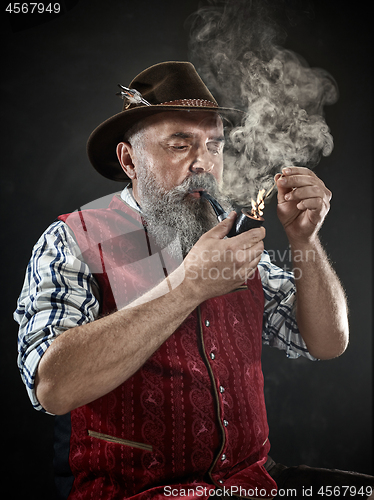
[[160, 99, 218, 107]]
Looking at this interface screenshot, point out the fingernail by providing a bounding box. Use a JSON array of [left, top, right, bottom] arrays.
[[282, 168, 291, 175], [227, 211, 236, 219]]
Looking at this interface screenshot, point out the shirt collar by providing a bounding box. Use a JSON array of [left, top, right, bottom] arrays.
[[120, 185, 142, 213]]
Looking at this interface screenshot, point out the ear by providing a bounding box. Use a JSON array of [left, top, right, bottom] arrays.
[[116, 142, 137, 179]]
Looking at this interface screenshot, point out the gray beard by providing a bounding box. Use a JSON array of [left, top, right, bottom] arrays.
[[136, 169, 232, 258]]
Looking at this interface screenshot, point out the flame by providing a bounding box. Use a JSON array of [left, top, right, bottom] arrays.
[[251, 188, 265, 218]]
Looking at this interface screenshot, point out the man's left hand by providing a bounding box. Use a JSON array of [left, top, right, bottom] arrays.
[[275, 166, 332, 244]]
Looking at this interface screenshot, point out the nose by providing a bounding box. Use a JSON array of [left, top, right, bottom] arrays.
[[189, 147, 214, 174]]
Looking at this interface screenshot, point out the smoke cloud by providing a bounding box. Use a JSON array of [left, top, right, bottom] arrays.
[[188, 0, 338, 208]]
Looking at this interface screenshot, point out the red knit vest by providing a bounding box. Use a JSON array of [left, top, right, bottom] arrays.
[[58, 194, 277, 499]]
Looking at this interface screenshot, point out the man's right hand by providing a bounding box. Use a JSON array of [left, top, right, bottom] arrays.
[[35, 211, 265, 415], [182, 211, 266, 302]]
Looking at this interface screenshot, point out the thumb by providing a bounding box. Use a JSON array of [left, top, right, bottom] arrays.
[[208, 211, 237, 239]]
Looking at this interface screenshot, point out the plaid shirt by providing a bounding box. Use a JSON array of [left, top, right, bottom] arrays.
[[14, 187, 315, 413]]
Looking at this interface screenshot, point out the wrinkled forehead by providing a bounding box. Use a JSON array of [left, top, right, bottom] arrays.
[[139, 110, 224, 136]]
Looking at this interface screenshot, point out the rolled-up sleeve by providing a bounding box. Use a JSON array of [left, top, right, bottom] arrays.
[[258, 250, 317, 360], [14, 220, 100, 412]]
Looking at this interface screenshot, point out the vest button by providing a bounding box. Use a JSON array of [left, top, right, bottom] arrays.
[[221, 454, 226, 460], [210, 352, 215, 360], [219, 386, 225, 393], [223, 419, 229, 427], [205, 319, 210, 327]]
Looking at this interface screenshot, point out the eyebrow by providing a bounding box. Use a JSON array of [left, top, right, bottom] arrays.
[[169, 132, 225, 142]]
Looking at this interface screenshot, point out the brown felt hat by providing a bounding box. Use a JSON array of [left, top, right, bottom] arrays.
[[87, 61, 243, 181]]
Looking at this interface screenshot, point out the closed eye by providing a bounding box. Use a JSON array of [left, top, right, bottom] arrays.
[[207, 142, 224, 155]]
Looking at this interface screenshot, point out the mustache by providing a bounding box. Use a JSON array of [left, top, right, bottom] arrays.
[[167, 173, 220, 200]]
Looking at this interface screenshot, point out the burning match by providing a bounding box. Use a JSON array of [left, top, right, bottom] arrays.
[[262, 173, 285, 202]]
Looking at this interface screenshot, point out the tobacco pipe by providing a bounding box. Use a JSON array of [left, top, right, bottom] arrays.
[[199, 191, 264, 238]]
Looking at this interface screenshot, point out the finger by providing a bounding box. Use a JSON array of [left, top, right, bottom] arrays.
[[236, 247, 264, 279], [279, 167, 330, 196], [277, 175, 330, 206], [278, 174, 321, 190], [231, 226, 266, 248], [232, 240, 264, 264], [296, 197, 330, 223], [284, 185, 331, 203], [281, 166, 318, 178], [275, 174, 293, 202], [207, 211, 237, 239]]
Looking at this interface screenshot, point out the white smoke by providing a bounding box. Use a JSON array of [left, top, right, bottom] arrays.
[[188, 0, 338, 208]]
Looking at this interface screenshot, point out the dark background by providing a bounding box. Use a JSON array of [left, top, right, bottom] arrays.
[[1, 0, 372, 497]]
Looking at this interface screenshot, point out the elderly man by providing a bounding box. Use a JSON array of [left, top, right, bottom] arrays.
[[15, 62, 373, 499]]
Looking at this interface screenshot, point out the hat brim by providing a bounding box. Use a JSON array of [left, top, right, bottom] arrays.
[[87, 104, 244, 182]]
